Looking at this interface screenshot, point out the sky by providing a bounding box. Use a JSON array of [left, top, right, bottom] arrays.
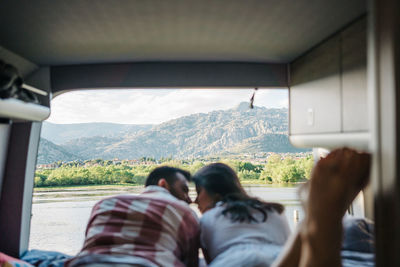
[[47, 88, 288, 124]]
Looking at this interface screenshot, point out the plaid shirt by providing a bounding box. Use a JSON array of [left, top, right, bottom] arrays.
[[67, 186, 200, 267]]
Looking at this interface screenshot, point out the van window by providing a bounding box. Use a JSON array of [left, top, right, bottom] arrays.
[[30, 88, 312, 254]]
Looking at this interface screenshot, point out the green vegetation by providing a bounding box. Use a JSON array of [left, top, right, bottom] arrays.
[[38, 106, 311, 165], [34, 155, 314, 188], [35, 163, 150, 187], [259, 155, 314, 183]]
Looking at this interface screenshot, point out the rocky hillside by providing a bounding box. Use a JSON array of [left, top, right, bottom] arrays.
[[37, 139, 80, 164], [37, 103, 308, 164], [41, 122, 152, 144]]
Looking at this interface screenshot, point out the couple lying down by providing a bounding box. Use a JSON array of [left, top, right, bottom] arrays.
[[66, 148, 371, 267]]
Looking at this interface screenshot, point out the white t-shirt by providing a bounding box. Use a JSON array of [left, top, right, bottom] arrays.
[[200, 202, 291, 262]]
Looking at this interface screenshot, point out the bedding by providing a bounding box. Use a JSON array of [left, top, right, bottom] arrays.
[[20, 250, 71, 267], [0, 252, 33, 267]]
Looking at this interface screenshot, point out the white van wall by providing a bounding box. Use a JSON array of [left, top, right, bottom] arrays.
[[0, 122, 41, 257], [288, 17, 372, 219], [289, 18, 368, 149], [0, 123, 11, 197]]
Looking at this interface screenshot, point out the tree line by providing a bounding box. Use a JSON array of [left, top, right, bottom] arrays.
[[34, 155, 314, 187]]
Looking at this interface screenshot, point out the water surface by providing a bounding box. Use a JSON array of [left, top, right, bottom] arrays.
[[29, 185, 304, 255]]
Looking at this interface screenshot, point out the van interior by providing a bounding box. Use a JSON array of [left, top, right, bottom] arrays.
[[0, 0, 399, 266]]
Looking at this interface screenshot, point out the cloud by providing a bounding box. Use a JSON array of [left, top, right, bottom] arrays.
[[47, 88, 288, 124]]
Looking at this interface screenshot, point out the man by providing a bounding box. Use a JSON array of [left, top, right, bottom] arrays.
[[67, 166, 199, 267]]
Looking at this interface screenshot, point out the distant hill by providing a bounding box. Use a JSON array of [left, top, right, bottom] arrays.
[[37, 138, 80, 164], [227, 134, 308, 154], [37, 103, 309, 164], [41, 122, 153, 144]]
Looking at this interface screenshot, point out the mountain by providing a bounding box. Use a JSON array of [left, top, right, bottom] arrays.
[[87, 103, 291, 159], [59, 136, 123, 160], [227, 134, 308, 154], [38, 103, 308, 163], [37, 138, 81, 164], [41, 122, 153, 144]]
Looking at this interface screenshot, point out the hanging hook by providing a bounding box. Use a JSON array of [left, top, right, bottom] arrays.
[[250, 87, 258, 109]]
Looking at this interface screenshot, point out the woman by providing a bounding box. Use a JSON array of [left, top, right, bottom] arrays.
[[193, 163, 291, 267]]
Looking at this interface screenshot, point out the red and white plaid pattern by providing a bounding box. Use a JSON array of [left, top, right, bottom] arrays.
[[67, 186, 200, 267]]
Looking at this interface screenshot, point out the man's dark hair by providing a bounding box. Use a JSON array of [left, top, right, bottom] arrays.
[[145, 166, 191, 187]]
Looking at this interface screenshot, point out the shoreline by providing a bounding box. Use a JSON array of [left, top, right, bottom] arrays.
[[33, 182, 305, 192], [33, 184, 144, 192]]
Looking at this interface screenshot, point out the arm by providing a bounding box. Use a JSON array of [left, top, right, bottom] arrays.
[[273, 220, 342, 267], [299, 217, 343, 267], [198, 210, 215, 265], [185, 235, 199, 267], [272, 225, 302, 267], [274, 148, 371, 267], [298, 149, 370, 267], [201, 247, 212, 265], [180, 211, 200, 267]]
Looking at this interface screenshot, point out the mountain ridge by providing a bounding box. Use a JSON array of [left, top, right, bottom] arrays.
[[42, 122, 153, 144], [37, 103, 307, 164]]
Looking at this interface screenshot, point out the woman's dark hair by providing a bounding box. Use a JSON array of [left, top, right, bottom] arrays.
[[193, 163, 284, 223]]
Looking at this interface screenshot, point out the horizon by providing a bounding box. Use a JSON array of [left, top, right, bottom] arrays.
[[46, 100, 288, 126], [47, 89, 288, 125]]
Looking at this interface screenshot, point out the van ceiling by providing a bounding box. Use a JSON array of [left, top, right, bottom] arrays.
[[0, 0, 365, 66]]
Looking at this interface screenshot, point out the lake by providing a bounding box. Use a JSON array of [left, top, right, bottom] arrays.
[[29, 184, 304, 255]]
